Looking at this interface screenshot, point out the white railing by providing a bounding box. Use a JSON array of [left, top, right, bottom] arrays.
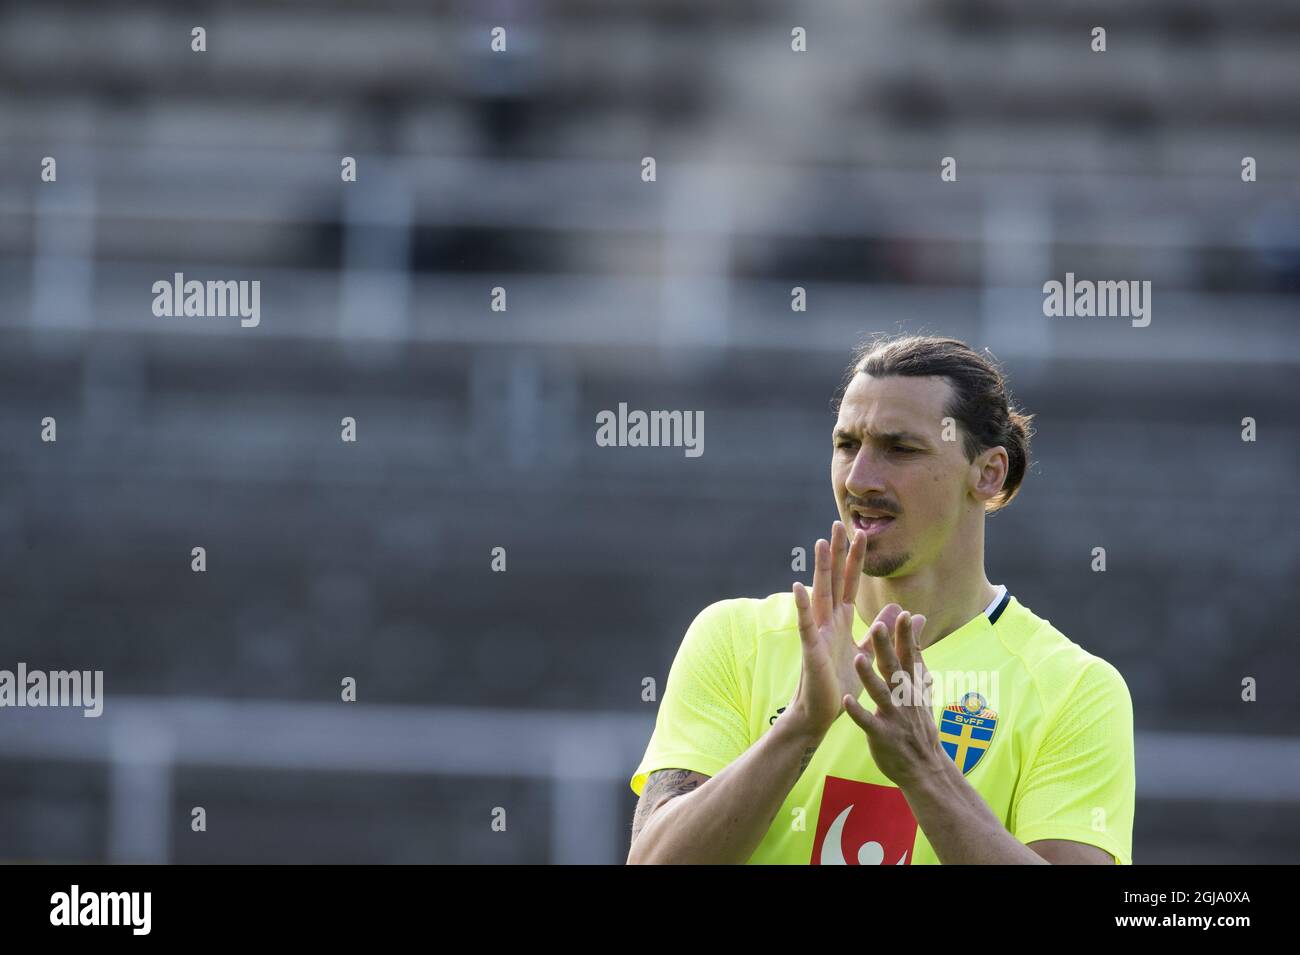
[[0, 696, 650, 864], [1, 696, 1296, 863]]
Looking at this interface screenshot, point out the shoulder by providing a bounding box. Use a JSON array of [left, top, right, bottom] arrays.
[[996, 597, 1132, 713], [719, 591, 800, 633], [681, 592, 798, 658]]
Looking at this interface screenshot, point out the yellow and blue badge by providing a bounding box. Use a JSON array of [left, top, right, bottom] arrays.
[[939, 691, 998, 775]]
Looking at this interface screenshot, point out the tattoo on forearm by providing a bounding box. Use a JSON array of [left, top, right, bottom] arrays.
[[631, 745, 819, 849], [631, 769, 705, 843], [797, 746, 817, 777]]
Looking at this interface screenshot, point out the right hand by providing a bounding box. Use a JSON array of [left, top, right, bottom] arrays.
[[788, 520, 874, 738]]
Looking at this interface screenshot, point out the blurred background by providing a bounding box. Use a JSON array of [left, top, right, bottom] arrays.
[[0, 0, 1298, 863]]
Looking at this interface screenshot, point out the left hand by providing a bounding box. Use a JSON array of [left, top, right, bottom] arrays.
[[841, 606, 947, 787]]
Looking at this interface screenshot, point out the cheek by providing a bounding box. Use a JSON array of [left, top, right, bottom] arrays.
[[913, 465, 961, 518], [830, 463, 848, 493]]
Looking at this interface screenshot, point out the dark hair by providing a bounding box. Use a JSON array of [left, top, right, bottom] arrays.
[[833, 334, 1035, 513]]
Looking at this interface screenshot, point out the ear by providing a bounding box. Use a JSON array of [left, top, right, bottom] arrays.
[[970, 445, 1008, 505]]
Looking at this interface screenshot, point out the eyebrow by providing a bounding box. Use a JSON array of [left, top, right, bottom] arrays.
[[833, 427, 929, 445]]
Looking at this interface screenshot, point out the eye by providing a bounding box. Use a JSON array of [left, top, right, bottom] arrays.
[[891, 445, 919, 454]]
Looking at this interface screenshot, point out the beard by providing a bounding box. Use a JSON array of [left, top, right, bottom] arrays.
[[862, 546, 911, 578]]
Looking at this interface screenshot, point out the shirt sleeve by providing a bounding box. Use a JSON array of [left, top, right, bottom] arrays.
[[629, 599, 752, 797], [1011, 658, 1136, 864]]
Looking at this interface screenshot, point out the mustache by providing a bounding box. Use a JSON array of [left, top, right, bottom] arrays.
[[844, 497, 900, 516]]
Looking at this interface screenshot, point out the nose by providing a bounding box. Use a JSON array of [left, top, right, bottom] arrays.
[[845, 445, 888, 500]]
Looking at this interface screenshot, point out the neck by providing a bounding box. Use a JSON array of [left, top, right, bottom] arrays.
[[853, 519, 998, 651]]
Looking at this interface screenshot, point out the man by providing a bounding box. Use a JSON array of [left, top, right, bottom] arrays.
[[626, 334, 1135, 864]]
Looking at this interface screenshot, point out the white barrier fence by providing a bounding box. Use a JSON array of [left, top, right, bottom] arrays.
[[1, 697, 1296, 863]]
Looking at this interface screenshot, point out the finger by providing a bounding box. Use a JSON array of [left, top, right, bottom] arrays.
[[874, 602, 903, 637], [855, 651, 895, 713], [830, 521, 847, 606], [856, 620, 881, 658], [812, 538, 832, 625], [793, 582, 817, 649], [842, 692, 876, 734], [873, 610, 906, 677], [897, 612, 922, 675], [908, 615, 932, 705], [905, 614, 926, 666], [843, 527, 867, 605]]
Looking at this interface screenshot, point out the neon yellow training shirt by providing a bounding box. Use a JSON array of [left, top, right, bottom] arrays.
[[630, 589, 1135, 864]]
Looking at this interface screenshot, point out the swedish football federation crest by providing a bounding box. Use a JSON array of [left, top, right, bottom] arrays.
[[939, 691, 998, 774]]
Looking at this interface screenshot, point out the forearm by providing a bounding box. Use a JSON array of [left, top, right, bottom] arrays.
[[627, 713, 825, 864], [900, 756, 1047, 864]]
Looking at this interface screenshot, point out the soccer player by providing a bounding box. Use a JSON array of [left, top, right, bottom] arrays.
[[627, 334, 1135, 864]]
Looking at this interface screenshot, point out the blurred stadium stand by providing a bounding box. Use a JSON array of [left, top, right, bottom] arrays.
[[0, 0, 1297, 862]]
